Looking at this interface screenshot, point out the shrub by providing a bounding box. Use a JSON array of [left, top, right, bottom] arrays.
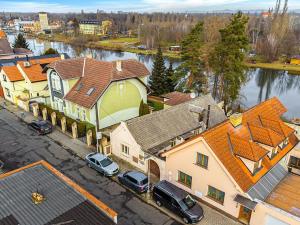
[[148, 100, 164, 111]]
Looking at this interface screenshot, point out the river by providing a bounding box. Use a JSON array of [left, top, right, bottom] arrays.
[[7, 35, 300, 119]]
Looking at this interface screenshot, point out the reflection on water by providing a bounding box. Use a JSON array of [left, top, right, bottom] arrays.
[[7, 35, 180, 72], [241, 68, 300, 119], [7, 35, 300, 118]]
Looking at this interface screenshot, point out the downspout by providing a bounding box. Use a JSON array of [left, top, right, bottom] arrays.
[[95, 101, 102, 153]]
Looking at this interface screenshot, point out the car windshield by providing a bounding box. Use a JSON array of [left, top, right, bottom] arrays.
[[100, 158, 113, 167], [183, 195, 196, 209], [141, 177, 148, 185]]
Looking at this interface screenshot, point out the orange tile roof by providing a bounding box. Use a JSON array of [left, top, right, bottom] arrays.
[[229, 134, 268, 161], [18, 57, 61, 82], [0, 30, 6, 39], [2, 66, 24, 82], [202, 97, 299, 192]]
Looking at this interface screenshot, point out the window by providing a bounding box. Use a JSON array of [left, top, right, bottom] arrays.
[[170, 139, 176, 147], [121, 144, 129, 155], [207, 186, 225, 204], [3, 75, 7, 82], [5, 88, 10, 97], [82, 110, 86, 121], [86, 87, 95, 96], [196, 153, 208, 169], [76, 107, 80, 119], [154, 188, 172, 202], [178, 171, 192, 188], [289, 156, 300, 169], [127, 176, 138, 184]]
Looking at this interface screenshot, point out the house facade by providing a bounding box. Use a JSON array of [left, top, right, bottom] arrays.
[[0, 55, 62, 105], [0, 65, 26, 103], [111, 95, 227, 180], [161, 98, 300, 225], [46, 58, 150, 129], [79, 20, 101, 35]]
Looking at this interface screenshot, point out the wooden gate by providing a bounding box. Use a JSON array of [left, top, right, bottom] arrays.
[[149, 159, 160, 179]]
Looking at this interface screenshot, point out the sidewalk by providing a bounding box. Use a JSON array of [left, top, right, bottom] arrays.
[[0, 98, 95, 159]]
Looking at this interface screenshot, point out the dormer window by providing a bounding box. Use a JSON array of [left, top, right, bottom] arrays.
[[279, 138, 289, 150], [86, 87, 95, 96]]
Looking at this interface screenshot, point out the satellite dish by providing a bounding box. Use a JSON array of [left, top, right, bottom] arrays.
[[190, 93, 196, 99]]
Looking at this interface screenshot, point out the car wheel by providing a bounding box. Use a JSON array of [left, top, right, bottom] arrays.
[[183, 218, 189, 224], [156, 200, 162, 207]]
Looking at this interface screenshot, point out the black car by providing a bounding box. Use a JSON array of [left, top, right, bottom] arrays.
[[28, 120, 52, 135], [153, 180, 204, 224], [118, 171, 149, 193]]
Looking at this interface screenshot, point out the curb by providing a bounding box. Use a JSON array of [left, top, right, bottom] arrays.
[[1, 102, 184, 224]]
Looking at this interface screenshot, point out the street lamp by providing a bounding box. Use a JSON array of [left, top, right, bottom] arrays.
[[144, 153, 152, 201]]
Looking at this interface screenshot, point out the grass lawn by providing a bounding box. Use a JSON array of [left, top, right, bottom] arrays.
[[245, 62, 300, 74]]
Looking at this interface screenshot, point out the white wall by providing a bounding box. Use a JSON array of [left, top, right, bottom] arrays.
[[111, 122, 166, 177]]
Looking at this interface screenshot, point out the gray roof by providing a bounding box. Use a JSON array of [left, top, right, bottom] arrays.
[[247, 163, 288, 201], [0, 39, 13, 56], [126, 94, 226, 154], [0, 164, 114, 225]]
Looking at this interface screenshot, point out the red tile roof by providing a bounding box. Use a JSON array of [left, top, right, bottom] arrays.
[[2, 66, 24, 82], [162, 91, 193, 106], [18, 57, 61, 82], [201, 97, 299, 192], [61, 58, 149, 108]]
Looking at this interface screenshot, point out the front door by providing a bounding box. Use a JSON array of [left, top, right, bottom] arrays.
[[238, 206, 252, 224]]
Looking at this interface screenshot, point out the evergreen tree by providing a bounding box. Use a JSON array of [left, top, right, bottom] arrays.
[[209, 12, 249, 114], [165, 62, 175, 93], [149, 46, 166, 96], [13, 33, 30, 49], [175, 22, 208, 94], [43, 48, 59, 55]]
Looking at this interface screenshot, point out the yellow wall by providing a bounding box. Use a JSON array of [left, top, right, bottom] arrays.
[[291, 58, 300, 65]]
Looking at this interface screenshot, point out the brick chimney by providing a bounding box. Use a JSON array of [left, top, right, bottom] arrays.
[[116, 60, 122, 72]]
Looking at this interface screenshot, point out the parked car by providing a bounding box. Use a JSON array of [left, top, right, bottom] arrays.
[[28, 120, 53, 135], [153, 180, 204, 224], [85, 153, 119, 176], [118, 171, 149, 193]]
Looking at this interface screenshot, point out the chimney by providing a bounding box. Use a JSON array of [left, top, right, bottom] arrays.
[[206, 105, 211, 128], [116, 60, 122, 72], [60, 53, 65, 60], [229, 112, 243, 127]]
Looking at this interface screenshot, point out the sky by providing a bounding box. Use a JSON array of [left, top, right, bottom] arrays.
[[1, 0, 300, 13]]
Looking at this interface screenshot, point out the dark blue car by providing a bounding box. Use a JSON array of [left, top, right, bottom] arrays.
[[118, 171, 149, 193]]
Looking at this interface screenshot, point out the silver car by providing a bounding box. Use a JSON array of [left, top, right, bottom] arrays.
[[85, 152, 119, 176]]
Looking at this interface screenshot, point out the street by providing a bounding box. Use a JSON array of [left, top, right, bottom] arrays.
[[0, 108, 181, 225]]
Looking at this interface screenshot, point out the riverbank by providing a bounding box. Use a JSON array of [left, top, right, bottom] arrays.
[[30, 34, 181, 59], [245, 62, 300, 74]]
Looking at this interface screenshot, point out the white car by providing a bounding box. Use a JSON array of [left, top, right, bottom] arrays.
[[85, 153, 119, 176]]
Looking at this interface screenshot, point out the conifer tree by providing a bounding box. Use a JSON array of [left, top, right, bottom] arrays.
[[13, 33, 30, 49], [209, 12, 249, 114], [165, 62, 175, 93], [149, 46, 166, 96], [175, 22, 208, 94]]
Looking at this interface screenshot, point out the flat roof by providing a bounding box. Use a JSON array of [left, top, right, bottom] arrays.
[[266, 174, 300, 218], [0, 160, 117, 225]]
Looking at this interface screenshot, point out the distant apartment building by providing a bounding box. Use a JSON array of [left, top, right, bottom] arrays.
[[39, 12, 49, 31], [79, 20, 101, 35]]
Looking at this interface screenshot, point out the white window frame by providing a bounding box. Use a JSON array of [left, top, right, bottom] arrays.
[[121, 144, 130, 155]]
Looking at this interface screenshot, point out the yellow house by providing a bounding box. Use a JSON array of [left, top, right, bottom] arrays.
[[162, 98, 300, 225], [290, 56, 300, 65], [79, 20, 101, 35], [0, 66, 27, 103]]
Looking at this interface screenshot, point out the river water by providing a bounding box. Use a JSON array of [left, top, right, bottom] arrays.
[[7, 35, 300, 119]]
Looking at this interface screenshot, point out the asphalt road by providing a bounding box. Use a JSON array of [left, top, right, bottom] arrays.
[[0, 108, 181, 225]]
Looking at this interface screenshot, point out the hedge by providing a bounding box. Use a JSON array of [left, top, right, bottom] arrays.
[[38, 103, 96, 139]]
